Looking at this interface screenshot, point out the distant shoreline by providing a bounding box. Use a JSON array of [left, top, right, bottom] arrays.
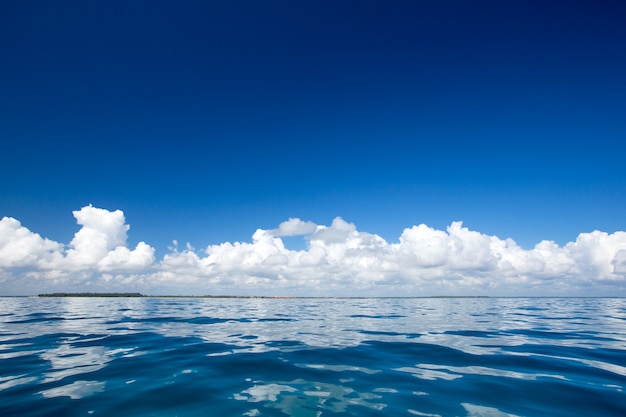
[[1, 293, 615, 299], [38, 292, 146, 298], [32, 293, 492, 299], [35, 293, 299, 299]]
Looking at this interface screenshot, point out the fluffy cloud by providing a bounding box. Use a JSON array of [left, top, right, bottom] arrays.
[[0, 205, 154, 291], [0, 217, 63, 269], [1, 205, 626, 296], [65, 205, 131, 268], [270, 218, 317, 237]]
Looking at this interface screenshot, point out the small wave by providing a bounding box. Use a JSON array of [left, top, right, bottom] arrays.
[[1, 297, 625, 416]]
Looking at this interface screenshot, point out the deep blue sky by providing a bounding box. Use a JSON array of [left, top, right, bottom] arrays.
[[2, 0, 625, 253]]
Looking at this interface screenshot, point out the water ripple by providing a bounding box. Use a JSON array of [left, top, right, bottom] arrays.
[[0, 297, 625, 416]]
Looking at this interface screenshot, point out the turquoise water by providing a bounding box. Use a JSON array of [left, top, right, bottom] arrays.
[[1, 297, 625, 416]]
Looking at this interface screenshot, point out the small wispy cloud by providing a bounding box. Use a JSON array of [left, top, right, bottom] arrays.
[[1, 205, 625, 296], [269, 218, 318, 237]]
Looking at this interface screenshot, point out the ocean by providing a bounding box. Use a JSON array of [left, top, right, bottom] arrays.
[[1, 297, 624, 416]]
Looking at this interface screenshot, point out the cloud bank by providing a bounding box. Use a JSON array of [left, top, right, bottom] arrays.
[[1, 205, 625, 296]]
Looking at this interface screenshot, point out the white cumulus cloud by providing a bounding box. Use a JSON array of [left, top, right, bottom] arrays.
[[0, 217, 63, 269], [64, 205, 127, 267], [270, 218, 317, 237], [1, 205, 625, 296], [0, 205, 155, 292]]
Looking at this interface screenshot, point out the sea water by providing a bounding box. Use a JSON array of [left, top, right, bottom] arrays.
[[1, 297, 625, 417]]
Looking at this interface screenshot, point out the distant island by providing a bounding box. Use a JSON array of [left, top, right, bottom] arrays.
[[34, 293, 491, 299], [35, 293, 295, 298], [38, 292, 145, 297]]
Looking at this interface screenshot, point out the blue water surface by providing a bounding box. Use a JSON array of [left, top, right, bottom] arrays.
[[1, 297, 625, 416]]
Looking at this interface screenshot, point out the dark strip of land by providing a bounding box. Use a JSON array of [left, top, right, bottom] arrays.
[[36, 293, 293, 298], [36, 293, 491, 299], [38, 292, 145, 297]]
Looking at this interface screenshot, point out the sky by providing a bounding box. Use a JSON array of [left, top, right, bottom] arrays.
[[1, 0, 625, 296]]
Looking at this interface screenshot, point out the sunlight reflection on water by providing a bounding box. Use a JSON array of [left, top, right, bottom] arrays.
[[1, 297, 625, 416]]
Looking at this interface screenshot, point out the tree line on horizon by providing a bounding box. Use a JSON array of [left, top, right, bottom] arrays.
[[38, 292, 145, 297]]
